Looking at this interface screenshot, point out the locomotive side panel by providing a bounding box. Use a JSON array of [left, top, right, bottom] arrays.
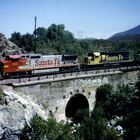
[[30, 55, 62, 69], [84, 51, 129, 65], [21, 54, 79, 73], [60, 54, 79, 71], [81, 51, 130, 70]]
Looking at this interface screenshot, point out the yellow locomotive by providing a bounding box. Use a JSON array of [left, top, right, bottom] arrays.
[[84, 51, 129, 65]]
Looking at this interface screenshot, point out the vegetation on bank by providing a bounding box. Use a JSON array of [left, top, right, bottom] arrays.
[[20, 72, 140, 140], [9, 24, 140, 60]]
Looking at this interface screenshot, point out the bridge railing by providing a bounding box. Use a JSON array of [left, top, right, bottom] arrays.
[[1, 64, 140, 85], [16, 64, 140, 84]]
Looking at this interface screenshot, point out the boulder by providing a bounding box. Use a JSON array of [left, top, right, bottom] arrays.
[[0, 85, 48, 140]]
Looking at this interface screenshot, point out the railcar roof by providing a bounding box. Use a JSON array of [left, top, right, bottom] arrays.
[[21, 54, 41, 56], [62, 55, 78, 62], [93, 52, 100, 56], [8, 55, 21, 59]]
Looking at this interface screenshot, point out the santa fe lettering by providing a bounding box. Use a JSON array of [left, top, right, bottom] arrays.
[[35, 60, 57, 67]]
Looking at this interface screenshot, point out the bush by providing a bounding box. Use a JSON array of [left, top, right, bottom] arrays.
[[20, 114, 76, 140], [20, 114, 47, 140]]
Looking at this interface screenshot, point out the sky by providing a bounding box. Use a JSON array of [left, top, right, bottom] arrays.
[[0, 0, 140, 39]]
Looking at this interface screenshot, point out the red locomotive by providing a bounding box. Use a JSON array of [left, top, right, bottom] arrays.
[[0, 55, 32, 77], [0, 54, 79, 77]]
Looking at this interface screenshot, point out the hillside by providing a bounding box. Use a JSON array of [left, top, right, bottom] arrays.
[[0, 33, 22, 57], [109, 25, 140, 41]]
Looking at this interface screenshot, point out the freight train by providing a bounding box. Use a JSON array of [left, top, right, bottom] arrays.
[[0, 51, 139, 78]]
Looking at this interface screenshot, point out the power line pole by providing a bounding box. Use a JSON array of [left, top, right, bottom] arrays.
[[34, 16, 37, 53]]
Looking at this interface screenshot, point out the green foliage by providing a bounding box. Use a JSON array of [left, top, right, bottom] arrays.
[[20, 114, 76, 140], [21, 33, 35, 52], [118, 74, 140, 140], [114, 84, 135, 115], [10, 32, 22, 47], [121, 110, 140, 140], [95, 77, 140, 139], [96, 84, 113, 103], [96, 84, 135, 118], [78, 107, 119, 140], [9, 24, 140, 59], [20, 110, 119, 140], [44, 117, 73, 140], [20, 114, 47, 140]]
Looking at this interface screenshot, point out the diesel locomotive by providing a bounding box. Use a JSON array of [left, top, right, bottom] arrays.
[[81, 51, 130, 69], [0, 54, 79, 77]]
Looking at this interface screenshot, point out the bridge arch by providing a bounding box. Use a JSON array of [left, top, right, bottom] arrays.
[[65, 94, 89, 123]]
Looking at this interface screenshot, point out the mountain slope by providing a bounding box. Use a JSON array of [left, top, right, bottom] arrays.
[[109, 25, 140, 41]]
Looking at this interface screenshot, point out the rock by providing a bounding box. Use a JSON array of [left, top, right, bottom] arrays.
[[0, 85, 48, 140], [0, 33, 22, 57]]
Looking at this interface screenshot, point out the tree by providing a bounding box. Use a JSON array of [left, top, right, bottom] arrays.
[[10, 32, 35, 52], [35, 27, 47, 39], [118, 73, 140, 140], [78, 107, 118, 140], [20, 114, 76, 140], [10, 32, 22, 47], [113, 84, 135, 116], [96, 84, 135, 118], [96, 84, 113, 103]]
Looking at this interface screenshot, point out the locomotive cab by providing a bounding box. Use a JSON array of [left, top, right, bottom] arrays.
[[0, 55, 31, 77], [84, 52, 101, 65], [6, 55, 20, 61]]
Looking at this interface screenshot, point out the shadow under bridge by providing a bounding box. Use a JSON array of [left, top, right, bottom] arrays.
[[65, 93, 89, 123]]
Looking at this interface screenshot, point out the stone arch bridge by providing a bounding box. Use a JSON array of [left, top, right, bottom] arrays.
[[13, 70, 138, 122]]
